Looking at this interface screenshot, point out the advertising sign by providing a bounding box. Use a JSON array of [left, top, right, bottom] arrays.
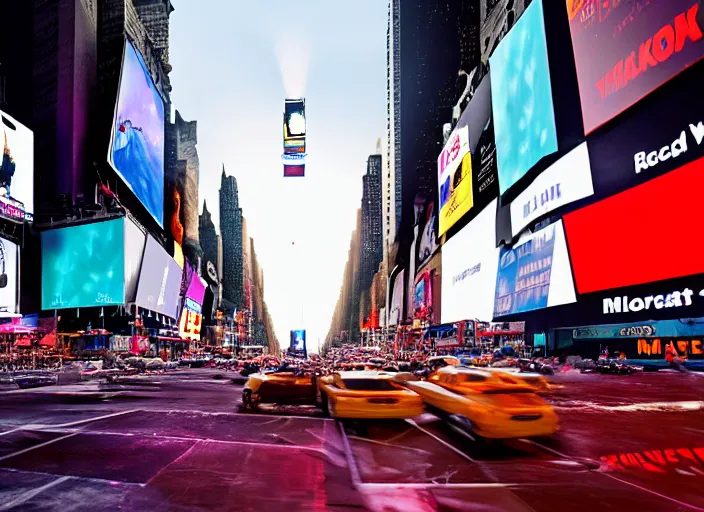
[[414, 278, 425, 316], [438, 126, 472, 236], [494, 219, 576, 317], [0, 237, 18, 314], [123, 218, 146, 304], [587, 72, 704, 199], [283, 99, 306, 155], [108, 39, 165, 227], [490, 0, 558, 195], [441, 200, 500, 324], [290, 329, 306, 352], [135, 236, 182, 319], [564, 155, 704, 294], [568, 0, 704, 134], [388, 270, 405, 326], [510, 142, 594, 237], [42, 219, 126, 310], [283, 164, 305, 177], [179, 308, 202, 339], [417, 202, 438, 269], [0, 110, 34, 220]]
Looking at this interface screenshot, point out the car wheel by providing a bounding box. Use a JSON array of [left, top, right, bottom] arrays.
[[242, 389, 253, 409], [320, 392, 330, 417]]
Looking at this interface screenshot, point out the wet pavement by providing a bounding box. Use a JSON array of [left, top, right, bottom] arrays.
[[0, 369, 702, 511]]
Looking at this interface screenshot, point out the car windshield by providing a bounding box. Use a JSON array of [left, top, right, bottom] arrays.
[[342, 379, 398, 391]]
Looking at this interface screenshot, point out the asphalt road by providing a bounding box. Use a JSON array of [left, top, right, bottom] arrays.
[[0, 369, 702, 511]]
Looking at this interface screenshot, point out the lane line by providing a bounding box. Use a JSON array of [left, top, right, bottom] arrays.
[[0, 466, 145, 488], [0, 432, 79, 463], [0, 425, 45, 437], [600, 472, 704, 511], [52, 408, 141, 428], [517, 438, 578, 460], [346, 435, 431, 454], [337, 421, 362, 488], [0, 476, 70, 511], [405, 419, 476, 463], [358, 482, 510, 490], [145, 408, 332, 421], [145, 440, 200, 486], [24, 428, 326, 454]]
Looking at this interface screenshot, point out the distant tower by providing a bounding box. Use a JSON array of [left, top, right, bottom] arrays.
[[219, 165, 244, 309]]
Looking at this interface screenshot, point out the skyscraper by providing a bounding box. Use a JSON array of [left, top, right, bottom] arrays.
[[219, 166, 243, 309], [198, 200, 218, 277], [389, 0, 480, 268], [360, 152, 383, 292]]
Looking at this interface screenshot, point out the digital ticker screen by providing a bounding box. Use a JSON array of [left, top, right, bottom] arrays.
[[285, 100, 306, 137], [290, 329, 306, 353]]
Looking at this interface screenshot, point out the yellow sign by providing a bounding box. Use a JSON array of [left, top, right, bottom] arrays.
[[439, 152, 474, 236]]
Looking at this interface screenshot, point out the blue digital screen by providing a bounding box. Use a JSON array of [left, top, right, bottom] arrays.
[[290, 329, 306, 351], [41, 219, 125, 310], [490, 0, 557, 195], [109, 40, 165, 227]]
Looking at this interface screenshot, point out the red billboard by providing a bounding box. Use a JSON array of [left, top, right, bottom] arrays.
[[568, 0, 704, 134], [563, 155, 704, 294]]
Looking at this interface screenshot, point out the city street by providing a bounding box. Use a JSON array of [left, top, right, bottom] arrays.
[[1, 370, 703, 511]]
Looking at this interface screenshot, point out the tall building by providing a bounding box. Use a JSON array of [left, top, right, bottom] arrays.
[[198, 200, 218, 276], [32, 0, 98, 212], [390, 0, 480, 268], [360, 151, 383, 292], [386, 0, 402, 245], [0, 1, 33, 122], [132, 0, 173, 70], [219, 166, 243, 309]]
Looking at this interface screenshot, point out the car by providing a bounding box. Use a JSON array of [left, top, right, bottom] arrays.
[[483, 367, 551, 392], [317, 370, 425, 419], [405, 366, 558, 439], [241, 367, 317, 409]]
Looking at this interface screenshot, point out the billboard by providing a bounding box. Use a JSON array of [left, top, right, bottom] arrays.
[[564, 155, 704, 294], [494, 219, 576, 317], [388, 270, 405, 326], [283, 99, 306, 154], [108, 39, 165, 227], [417, 202, 438, 269], [135, 235, 182, 319], [0, 111, 34, 221], [0, 237, 18, 314], [442, 200, 500, 324], [124, 217, 146, 304], [490, 0, 558, 195], [183, 263, 206, 313], [42, 219, 125, 310], [568, 0, 704, 134], [290, 329, 306, 352], [179, 308, 202, 339], [283, 164, 305, 177], [438, 127, 472, 236], [509, 142, 594, 238]]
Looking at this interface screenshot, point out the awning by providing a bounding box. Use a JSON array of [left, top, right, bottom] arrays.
[[39, 333, 57, 347]]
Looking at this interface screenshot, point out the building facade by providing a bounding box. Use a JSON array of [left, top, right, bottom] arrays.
[[219, 167, 243, 309], [360, 152, 383, 292]]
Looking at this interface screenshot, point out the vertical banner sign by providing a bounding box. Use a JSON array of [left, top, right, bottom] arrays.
[[438, 126, 472, 236], [568, 0, 704, 134]]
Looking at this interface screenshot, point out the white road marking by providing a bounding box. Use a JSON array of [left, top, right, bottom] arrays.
[[52, 408, 141, 428], [146, 408, 332, 421], [358, 482, 511, 490], [553, 400, 704, 413], [0, 476, 70, 511], [346, 435, 432, 454], [405, 419, 476, 463], [0, 425, 45, 437], [0, 432, 79, 462], [601, 473, 704, 511], [337, 421, 363, 488]]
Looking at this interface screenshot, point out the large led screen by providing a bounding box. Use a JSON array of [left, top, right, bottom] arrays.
[[0, 237, 18, 314], [441, 200, 500, 324], [564, 155, 704, 294], [490, 0, 558, 195], [135, 236, 182, 319], [108, 39, 165, 227], [283, 164, 305, 177], [290, 329, 306, 351], [438, 126, 472, 236], [568, 0, 704, 134], [0, 111, 34, 217], [42, 219, 125, 309], [510, 142, 594, 238], [123, 218, 146, 303], [283, 99, 306, 155], [494, 219, 576, 317]]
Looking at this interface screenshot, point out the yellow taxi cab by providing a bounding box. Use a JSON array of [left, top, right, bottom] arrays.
[[483, 367, 551, 393], [242, 367, 317, 409], [405, 366, 558, 439], [317, 370, 425, 419]]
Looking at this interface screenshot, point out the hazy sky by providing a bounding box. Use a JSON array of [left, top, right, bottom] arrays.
[[169, 0, 388, 352]]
